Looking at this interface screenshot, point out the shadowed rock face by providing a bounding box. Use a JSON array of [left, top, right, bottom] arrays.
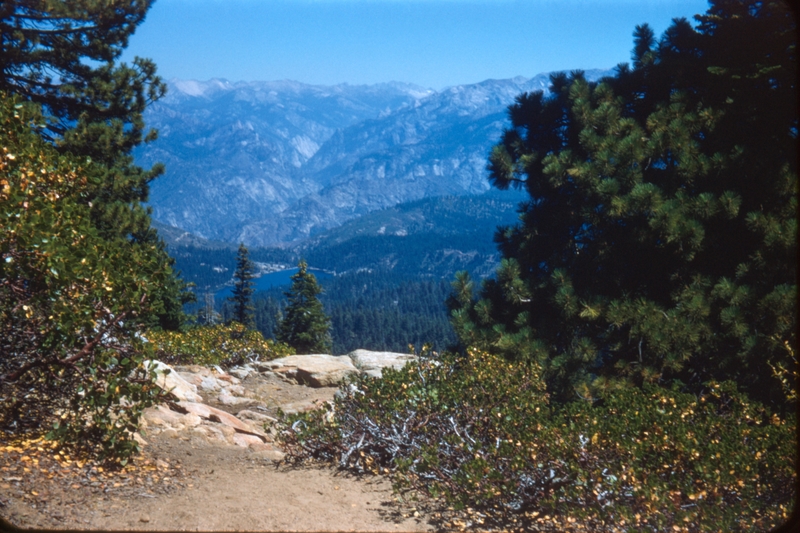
[[138, 72, 611, 247]]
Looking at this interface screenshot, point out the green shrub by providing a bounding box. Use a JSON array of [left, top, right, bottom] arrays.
[[278, 348, 795, 531], [146, 323, 292, 367], [0, 94, 169, 463]]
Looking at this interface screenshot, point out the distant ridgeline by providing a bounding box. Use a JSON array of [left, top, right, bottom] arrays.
[[161, 192, 525, 353], [138, 71, 609, 248]]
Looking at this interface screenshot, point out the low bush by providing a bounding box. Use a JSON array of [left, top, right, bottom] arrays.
[[278, 348, 795, 532], [146, 323, 292, 367]]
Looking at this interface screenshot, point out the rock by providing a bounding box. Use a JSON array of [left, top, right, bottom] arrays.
[[228, 366, 254, 380], [248, 441, 276, 453], [199, 376, 222, 392], [252, 360, 278, 372], [144, 360, 203, 402], [192, 425, 226, 444], [175, 401, 268, 441], [218, 388, 251, 406], [232, 433, 264, 448], [143, 404, 186, 428], [142, 404, 204, 431], [182, 413, 203, 428], [236, 410, 277, 424], [278, 398, 332, 416], [176, 372, 204, 387], [255, 448, 286, 462], [226, 384, 246, 396], [174, 365, 213, 375], [216, 373, 240, 384], [133, 433, 148, 447], [348, 349, 418, 379], [217, 424, 236, 439], [261, 354, 358, 387]]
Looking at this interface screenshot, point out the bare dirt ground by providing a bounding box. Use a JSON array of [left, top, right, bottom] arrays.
[[0, 372, 436, 531]]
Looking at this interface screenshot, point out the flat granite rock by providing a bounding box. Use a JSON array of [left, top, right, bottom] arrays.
[[261, 354, 358, 387], [348, 349, 418, 378]]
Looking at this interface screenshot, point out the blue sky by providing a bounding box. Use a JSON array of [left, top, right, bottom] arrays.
[[123, 0, 711, 89]]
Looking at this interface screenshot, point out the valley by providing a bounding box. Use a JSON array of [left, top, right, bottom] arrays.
[[159, 191, 526, 353]]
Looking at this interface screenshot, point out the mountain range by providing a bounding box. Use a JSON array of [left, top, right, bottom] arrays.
[[136, 70, 610, 247]]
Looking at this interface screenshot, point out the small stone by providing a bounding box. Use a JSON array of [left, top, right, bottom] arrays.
[[232, 433, 264, 448], [139, 515, 150, 523], [228, 366, 253, 380], [199, 376, 221, 392], [218, 389, 251, 406]]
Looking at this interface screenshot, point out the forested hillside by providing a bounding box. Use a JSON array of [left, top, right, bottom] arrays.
[[137, 72, 607, 247], [219, 273, 457, 354]]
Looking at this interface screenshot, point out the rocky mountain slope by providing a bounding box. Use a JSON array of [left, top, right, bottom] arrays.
[[136, 79, 433, 243], [138, 70, 609, 247]]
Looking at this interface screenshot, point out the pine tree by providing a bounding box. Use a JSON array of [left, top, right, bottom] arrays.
[[228, 244, 255, 329], [0, 0, 191, 330], [276, 260, 332, 354], [450, 0, 796, 409]]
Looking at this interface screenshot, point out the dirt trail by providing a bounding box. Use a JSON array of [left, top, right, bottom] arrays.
[[89, 436, 430, 531]]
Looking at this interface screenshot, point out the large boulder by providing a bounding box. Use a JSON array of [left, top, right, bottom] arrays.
[[144, 360, 203, 402], [260, 354, 358, 387], [348, 349, 418, 379]]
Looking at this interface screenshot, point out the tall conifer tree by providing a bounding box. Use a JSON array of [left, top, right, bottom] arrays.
[[0, 0, 191, 330], [229, 244, 255, 329], [450, 0, 796, 409], [276, 260, 332, 354]]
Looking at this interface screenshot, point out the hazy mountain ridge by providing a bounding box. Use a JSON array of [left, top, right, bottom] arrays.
[[139, 70, 610, 247], [138, 79, 433, 240]]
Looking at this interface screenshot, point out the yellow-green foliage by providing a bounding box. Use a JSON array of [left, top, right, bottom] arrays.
[[146, 323, 292, 367], [279, 348, 795, 532]]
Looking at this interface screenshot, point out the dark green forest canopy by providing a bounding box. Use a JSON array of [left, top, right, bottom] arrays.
[[450, 0, 797, 409]]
